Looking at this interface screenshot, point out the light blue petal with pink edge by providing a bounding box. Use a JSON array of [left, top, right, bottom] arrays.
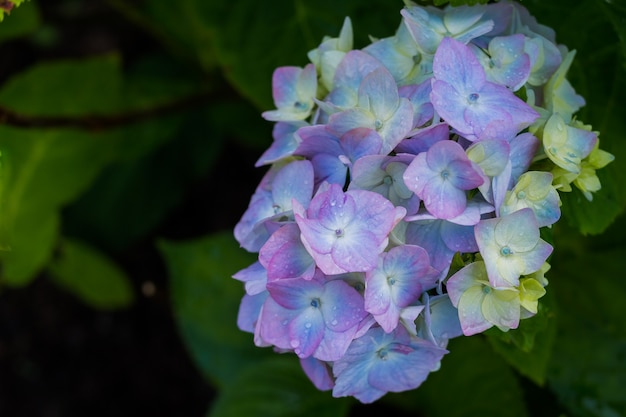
[[482, 34, 530, 90], [385, 245, 437, 305], [432, 37, 485, 92], [314, 324, 361, 362], [509, 132, 540, 186], [321, 279, 367, 332], [441, 220, 479, 252], [271, 160, 314, 214], [364, 267, 392, 316], [289, 307, 325, 357], [332, 228, 385, 272], [377, 98, 415, 154], [237, 291, 268, 334], [258, 296, 299, 349]]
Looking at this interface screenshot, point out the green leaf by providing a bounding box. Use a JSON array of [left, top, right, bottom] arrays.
[[47, 237, 134, 309], [547, 248, 626, 417], [0, 0, 39, 42], [0, 0, 29, 23], [0, 54, 122, 117], [386, 336, 529, 417], [157, 232, 269, 388], [121, 51, 212, 113], [63, 107, 222, 252], [140, 1, 218, 71], [484, 288, 557, 385], [0, 127, 117, 285], [208, 356, 351, 417], [0, 208, 58, 286], [193, 0, 403, 110]]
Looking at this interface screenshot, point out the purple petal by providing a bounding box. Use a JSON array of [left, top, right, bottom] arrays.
[[398, 78, 434, 128], [266, 277, 324, 310], [433, 37, 485, 92], [259, 223, 316, 281]]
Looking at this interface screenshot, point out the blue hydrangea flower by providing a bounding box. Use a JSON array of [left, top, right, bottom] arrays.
[[403, 139, 485, 219], [475, 208, 553, 287], [331, 325, 447, 403], [430, 36, 540, 141], [293, 183, 406, 274], [364, 244, 438, 332]]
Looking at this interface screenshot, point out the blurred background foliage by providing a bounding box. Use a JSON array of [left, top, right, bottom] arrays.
[[0, 0, 625, 416]]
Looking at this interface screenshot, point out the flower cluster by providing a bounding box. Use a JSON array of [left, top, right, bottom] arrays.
[[233, 0, 614, 403]]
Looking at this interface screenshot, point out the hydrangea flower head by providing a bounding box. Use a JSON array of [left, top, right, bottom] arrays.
[[232, 0, 614, 403], [430, 36, 540, 141]]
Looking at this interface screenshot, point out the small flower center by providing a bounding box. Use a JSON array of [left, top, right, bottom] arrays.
[[482, 286, 492, 294], [468, 93, 479, 103], [500, 246, 513, 256], [377, 347, 389, 360], [335, 228, 344, 237], [374, 119, 383, 130], [272, 204, 282, 214], [310, 298, 321, 308], [387, 276, 396, 286], [294, 101, 308, 110], [383, 175, 393, 186], [517, 190, 526, 199], [440, 169, 450, 180]]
